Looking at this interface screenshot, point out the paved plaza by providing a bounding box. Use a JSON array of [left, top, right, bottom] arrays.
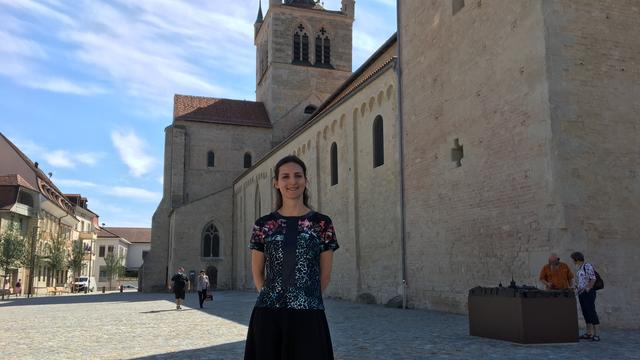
[[0, 291, 638, 360]]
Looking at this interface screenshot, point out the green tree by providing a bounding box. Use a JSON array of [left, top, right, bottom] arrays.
[[68, 240, 85, 293], [47, 232, 68, 290], [23, 227, 42, 298], [104, 252, 125, 290], [0, 223, 26, 300]]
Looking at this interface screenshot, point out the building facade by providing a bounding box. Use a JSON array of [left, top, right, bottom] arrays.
[[145, 1, 639, 328]]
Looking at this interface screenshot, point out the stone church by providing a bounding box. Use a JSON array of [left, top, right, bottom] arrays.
[[144, 0, 639, 329]]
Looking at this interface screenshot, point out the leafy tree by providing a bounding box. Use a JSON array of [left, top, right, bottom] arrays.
[[0, 223, 26, 300], [68, 240, 85, 293], [104, 252, 125, 290], [23, 227, 43, 298], [47, 232, 68, 289]]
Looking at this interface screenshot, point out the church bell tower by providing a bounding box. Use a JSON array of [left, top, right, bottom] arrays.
[[254, 0, 355, 145]]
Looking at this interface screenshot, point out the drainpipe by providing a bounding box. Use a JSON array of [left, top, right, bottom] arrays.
[[395, 0, 408, 310]]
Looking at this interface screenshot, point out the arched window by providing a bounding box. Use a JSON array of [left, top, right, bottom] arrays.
[[202, 223, 220, 258], [330, 142, 338, 186], [373, 115, 384, 167], [293, 24, 309, 64], [207, 151, 215, 167], [244, 152, 252, 168], [304, 105, 317, 114], [315, 27, 331, 66]]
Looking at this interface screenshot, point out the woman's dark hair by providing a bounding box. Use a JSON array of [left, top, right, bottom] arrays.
[[570, 251, 585, 262], [273, 155, 310, 210]]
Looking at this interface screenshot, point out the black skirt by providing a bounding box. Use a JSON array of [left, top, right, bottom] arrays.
[[244, 307, 334, 360]]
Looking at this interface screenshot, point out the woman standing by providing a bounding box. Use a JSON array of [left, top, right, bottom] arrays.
[[571, 251, 601, 341], [244, 155, 339, 360], [196, 270, 210, 309]]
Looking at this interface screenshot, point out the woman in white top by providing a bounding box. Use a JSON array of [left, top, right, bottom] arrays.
[[571, 251, 600, 341], [196, 270, 210, 309]]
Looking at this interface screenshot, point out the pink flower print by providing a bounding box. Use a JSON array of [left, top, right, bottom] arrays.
[[300, 219, 312, 230]]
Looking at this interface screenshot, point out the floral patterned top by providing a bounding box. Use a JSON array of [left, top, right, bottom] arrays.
[[249, 211, 339, 310], [576, 263, 597, 292]]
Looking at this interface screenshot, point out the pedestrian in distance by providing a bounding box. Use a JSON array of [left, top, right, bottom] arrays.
[[244, 155, 340, 360], [14, 279, 22, 297], [170, 267, 189, 310], [571, 251, 601, 342], [197, 270, 210, 309]]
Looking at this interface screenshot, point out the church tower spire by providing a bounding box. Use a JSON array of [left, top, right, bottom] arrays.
[[254, 0, 264, 38]]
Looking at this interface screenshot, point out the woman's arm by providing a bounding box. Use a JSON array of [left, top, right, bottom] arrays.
[[251, 250, 266, 292], [320, 250, 334, 292]]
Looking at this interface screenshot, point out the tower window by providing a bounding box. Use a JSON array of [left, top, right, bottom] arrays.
[[315, 27, 332, 67], [244, 152, 252, 168], [304, 105, 317, 114], [293, 24, 310, 64], [453, 0, 465, 15], [330, 142, 338, 186], [207, 151, 215, 168], [373, 115, 384, 168]]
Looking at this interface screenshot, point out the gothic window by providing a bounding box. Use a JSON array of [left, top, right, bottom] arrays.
[[373, 115, 384, 167], [244, 152, 252, 168], [293, 24, 310, 64], [207, 151, 215, 168], [202, 223, 220, 258], [330, 142, 338, 186], [315, 27, 331, 67]]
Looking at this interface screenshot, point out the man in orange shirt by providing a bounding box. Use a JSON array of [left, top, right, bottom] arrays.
[[539, 253, 574, 290]]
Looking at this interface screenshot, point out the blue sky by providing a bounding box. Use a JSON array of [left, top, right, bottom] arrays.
[[0, 0, 397, 227]]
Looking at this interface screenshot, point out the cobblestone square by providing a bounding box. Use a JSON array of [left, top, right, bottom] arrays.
[[1, 291, 638, 359]]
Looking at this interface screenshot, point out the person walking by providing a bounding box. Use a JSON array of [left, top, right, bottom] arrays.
[[244, 155, 340, 360], [197, 270, 210, 309], [14, 279, 22, 297], [571, 251, 601, 341], [170, 267, 189, 310]]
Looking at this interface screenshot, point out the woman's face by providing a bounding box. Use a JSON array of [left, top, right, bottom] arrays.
[[275, 162, 306, 202]]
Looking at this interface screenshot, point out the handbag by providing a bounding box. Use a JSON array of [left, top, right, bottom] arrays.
[[593, 270, 604, 291]]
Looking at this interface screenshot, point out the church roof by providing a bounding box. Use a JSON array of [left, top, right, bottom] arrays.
[[0, 132, 75, 214], [100, 227, 151, 244], [173, 95, 272, 128]]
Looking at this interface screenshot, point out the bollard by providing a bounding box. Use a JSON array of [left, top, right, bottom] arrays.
[[120, 285, 123, 293], [102, 286, 106, 293]]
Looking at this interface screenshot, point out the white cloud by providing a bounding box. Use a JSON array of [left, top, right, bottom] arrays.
[[111, 130, 157, 177], [75, 152, 103, 166], [43, 150, 75, 168], [109, 186, 162, 202], [157, 175, 164, 185], [55, 178, 98, 188]]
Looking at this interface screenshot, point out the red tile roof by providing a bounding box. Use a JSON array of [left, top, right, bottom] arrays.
[[174, 95, 272, 128], [0, 133, 74, 214], [0, 174, 37, 191], [100, 227, 151, 243]]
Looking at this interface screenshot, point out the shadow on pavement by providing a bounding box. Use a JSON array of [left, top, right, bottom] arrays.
[[129, 340, 246, 360], [0, 291, 177, 307]]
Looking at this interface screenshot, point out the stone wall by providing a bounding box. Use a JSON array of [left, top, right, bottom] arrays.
[[399, 0, 554, 312], [543, 0, 640, 328], [399, 0, 639, 328]]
